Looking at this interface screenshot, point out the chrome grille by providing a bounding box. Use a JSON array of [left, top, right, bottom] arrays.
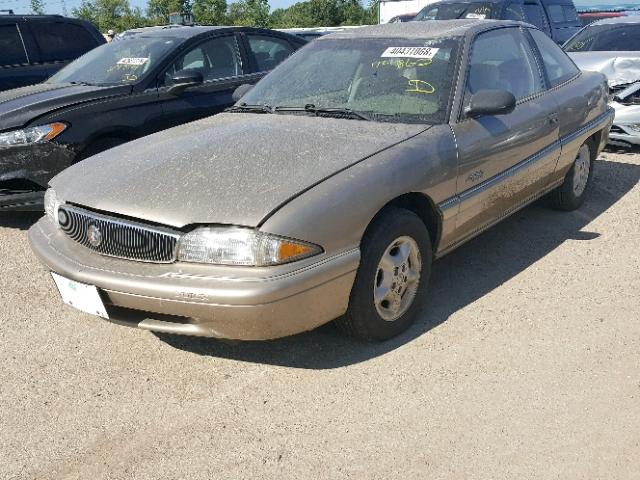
[[58, 205, 180, 263]]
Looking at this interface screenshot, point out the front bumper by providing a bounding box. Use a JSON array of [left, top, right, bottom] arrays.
[[608, 124, 640, 146], [28, 217, 360, 340], [0, 142, 76, 210]]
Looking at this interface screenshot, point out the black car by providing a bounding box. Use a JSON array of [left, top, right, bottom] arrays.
[[0, 26, 306, 210], [414, 0, 582, 44], [0, 14, 105, 92]]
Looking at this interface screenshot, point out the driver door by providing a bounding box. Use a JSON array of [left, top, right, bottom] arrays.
[[450, 27, 560, 244], [156, 34, 249, 129]]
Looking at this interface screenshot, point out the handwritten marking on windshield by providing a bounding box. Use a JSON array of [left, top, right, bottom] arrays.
[[372, 58, 433, 69], [406, 79, 435, 94]]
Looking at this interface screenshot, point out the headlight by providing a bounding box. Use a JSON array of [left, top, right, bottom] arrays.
[[625, 124, 640, 134], [177, 227, 322, 266], [0, 122, 67, 147]]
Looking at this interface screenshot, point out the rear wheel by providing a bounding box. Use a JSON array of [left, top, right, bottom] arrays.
[[336, 207, 432, 341], [549, 141, 594, 211]]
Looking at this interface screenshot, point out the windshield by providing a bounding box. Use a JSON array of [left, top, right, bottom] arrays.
[[414, 2, 495, 20], [565, 24, 640, 52], [239, 37, 461, 124], [47, 36, 178, 86]]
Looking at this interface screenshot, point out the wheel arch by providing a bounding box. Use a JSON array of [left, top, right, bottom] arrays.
[[365, 192, 443, 254]]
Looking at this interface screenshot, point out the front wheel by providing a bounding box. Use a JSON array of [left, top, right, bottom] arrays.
[[549, 141, 594, 211], [336, 207, 432, 341]]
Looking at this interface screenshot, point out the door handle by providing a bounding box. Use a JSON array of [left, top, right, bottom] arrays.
[[548, 113, 559, 125]]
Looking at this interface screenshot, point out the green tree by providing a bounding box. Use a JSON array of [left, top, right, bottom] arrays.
[[73, 0, 147, 32], [147, 0, 192, 24], [364, 0, 378, 24], [30, 0, 45, 14], [227, 0, 269, 27], [192, 0, 227, 25], [268, 0, 374, 28]]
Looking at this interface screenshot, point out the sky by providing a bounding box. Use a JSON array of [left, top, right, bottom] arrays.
[[0, 0, 635, 21]]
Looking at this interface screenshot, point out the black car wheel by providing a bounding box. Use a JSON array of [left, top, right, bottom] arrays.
[[336, 207, 432, 341]]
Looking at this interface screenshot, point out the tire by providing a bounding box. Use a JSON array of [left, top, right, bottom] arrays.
[[336, 207, 432, 341], [549, 141, 594, 211], [76, 137, 125, 162]]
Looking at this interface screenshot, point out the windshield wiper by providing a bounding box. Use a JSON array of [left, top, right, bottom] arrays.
[[68, 81, 95, 86], [274, 104, 372, 121], [227, 103, 274, 114]]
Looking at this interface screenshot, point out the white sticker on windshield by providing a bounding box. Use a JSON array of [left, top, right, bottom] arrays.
[[380, 47, 440, 59], [117, 57, 149, 66], [465, 13, 486, 19]]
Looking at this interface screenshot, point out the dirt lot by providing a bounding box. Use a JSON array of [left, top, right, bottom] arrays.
[[0, 150, 638, 480]]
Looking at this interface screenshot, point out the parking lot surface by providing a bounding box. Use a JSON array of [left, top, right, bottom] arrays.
[[1, 150, 639, 480]]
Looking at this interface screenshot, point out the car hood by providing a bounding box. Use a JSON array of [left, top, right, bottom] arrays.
[[568, 51, 640, 87], [0, 82, 131, 131], [52, 112, 430, 229]]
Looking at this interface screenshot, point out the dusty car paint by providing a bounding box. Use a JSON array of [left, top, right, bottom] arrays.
[[0, 26, 306, 211], [29, 20, 613, 340]]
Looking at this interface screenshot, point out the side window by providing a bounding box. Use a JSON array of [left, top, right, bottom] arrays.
[[465, 28, 544, 104], [247, 35, 294, 72], [563, 5, 578, 23], [529, 28, 579, 86], [0, 24, 28, 65], [31, 22, 97, 62], [547, 5, 564, 24], [162, 35, 241, 86], [524, 3, 550, 33], [504, 3, 525, 21]]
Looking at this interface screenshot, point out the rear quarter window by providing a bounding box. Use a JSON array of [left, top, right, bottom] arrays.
[[529, 28, 579, 86], [30, 22, 98, 62], [0, 24, 28, 66]]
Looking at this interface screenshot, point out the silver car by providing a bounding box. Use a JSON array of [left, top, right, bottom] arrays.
[[29, 21, 612, 341], [565, 16, 640, 147]]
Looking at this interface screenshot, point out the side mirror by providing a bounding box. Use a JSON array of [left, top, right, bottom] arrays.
[[465, 89, 516, 117], [168, 69, 203, 95], [232, 84, 254, 102]]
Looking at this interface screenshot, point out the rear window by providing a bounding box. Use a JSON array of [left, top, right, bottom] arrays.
[[30, 22, 98, 62], [415, 3, 495, 21], [0, 24, 28, 66]]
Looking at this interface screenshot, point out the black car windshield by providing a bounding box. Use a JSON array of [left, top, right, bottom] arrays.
[[240, 37, 461, 124], [565, 24, 640, 52], [414, 2, 495, 20], [47, 36, 178, 86]]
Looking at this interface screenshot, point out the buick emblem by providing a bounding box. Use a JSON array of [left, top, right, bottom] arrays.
[[87, 224, 102, 247]]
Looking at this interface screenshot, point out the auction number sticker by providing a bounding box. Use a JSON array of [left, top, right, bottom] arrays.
[[380, 47, 439, 59], [117, 57, 149, 66], [465, 13, 486, 19]]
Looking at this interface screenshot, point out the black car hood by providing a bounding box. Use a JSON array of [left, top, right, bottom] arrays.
[[0, 83, 131, 131]]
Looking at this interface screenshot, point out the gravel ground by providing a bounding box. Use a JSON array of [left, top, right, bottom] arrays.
[[0, 150, 638, 480]]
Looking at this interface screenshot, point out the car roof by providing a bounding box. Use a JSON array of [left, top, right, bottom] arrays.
[[322, 19, 524, 40], [588, 16, 640, 26], [118, 25, 295, 39]]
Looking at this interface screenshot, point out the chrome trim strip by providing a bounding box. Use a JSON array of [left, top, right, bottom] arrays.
[[439, 108, 614, 211]]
